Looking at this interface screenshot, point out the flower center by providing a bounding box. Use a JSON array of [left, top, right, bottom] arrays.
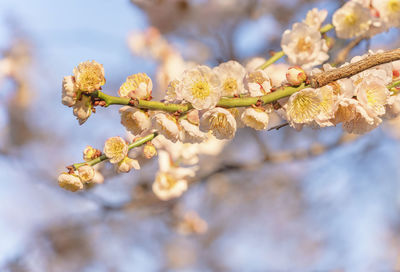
[[210, 113, 228, 129], [289, 94, 320, 123], [223, 78, 238, 95], [344, 13, 357, 26], [295, 37, 312, 53], [191, 80, 210, 100]]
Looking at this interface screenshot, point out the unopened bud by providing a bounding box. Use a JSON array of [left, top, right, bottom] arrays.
[[143, 143, 157, 159], [286, 67, 307, 86]]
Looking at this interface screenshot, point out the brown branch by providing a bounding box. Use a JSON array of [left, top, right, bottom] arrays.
[[311, 48, 400, 88]]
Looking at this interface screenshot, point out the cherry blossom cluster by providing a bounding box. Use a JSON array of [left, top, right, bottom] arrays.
[[58, 3, 400, 201]]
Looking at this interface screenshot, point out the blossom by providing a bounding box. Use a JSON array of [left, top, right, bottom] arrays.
[[214, 60, 246, 96], [119, 106, 151, 136], [342, 99, 382, 134], [356, 77, 390, 116], [243, 70, 272, 96], [176, 211, 208, 235], [58, 173, 83, 192], [180, 119, 207, 143], [117, 156, 140, 173], [73, 95, 92, 125], [165, 79, 183, 102], [143, 143, 157, 159], [200, 107, 237, 140], [118, 73, 152, 100], [303, 8, 328, 30], [372, 0, 400, 28], [152, 151, 195, 201], [333, 1, 372, 39], [153, 113, 180, 142], [286, 66, 307, 86], [281, 22, 329, 69], [286, 88, 322, 126], [78, 165, 95, 182], [73, 60, 105, 93], [241, 107, 270, 130], [103, 136, 128, 164], [83, 146, 100, 161], [179, 65, 221, 110], [62, 76, 77, 107]]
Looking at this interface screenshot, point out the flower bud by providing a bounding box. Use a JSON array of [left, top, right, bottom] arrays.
[[78, 165, 95, 182], [286, 67, 307, 86], [143, 143, 157, 159], [83, 146, 100, 161]]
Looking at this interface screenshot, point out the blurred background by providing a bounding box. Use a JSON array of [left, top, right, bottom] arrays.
[[1, 0, 400, 271]]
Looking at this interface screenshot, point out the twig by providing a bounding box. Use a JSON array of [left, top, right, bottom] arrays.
[[268, 122, 289, 131], [311, 48, 400, 88]]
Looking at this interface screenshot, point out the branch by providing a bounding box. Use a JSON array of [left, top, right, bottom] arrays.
[[333, 35, 365, 65], [311, 48, 400, 88], [71, 132, 158, 170]]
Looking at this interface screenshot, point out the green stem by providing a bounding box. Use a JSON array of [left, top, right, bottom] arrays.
[[95, 84, 308, 113], [72, 132, 158, 169], [257, 23, 334, 70], [388, 79, 400, 89]]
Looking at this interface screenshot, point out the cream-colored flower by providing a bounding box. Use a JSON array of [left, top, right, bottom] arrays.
[[62, 76, 77, 107], [118, 73, 152, 100], [180, 119, 207, 143], [333, 1, 372, 39], [385, 95, 400, 119], [200, 107, 237, 140], [143, 143, 157, 159], [264, 64, 291, 87], [119, 106, 151, 136], [227, 108, 245, 128], [152, 151, 195, 201], [245, 57, 266, 72], [58, 173, 83, 192], [356, 77, 390, 116], [241, 107, 270, 130], [286, 88, 322, 126], [303, 8, 328, 30], [177, 211, 208, 235], [372, 0, 400, 27], [165, 79, 183, 102], [83, 146, 100, 161], [314, 85, 338, 127], [179, 65, 221, 110], [214, 60, 246, 96], [153, 113, 180, 142], [243, 70, 272, 96], [281, 22, 329, 69], [117, 156, 140, 173], [73, 95, 92, 125], [342, 100, 382, 134], [73, 60, 105, 93], [78, 165, 95, 182], [103, 136, 128, 164]]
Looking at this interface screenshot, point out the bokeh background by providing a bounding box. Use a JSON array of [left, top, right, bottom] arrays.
[[1, 0, 400, 271]]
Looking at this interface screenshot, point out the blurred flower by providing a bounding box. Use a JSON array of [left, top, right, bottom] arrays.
[[78, 165, 95, 182], [58, 173, 83, 192], [143, 143, 157, 159], [303, 8, 328, 30], [281, 22, 329, 69], [117, 156, 140, 173], [103, 136, 128, 164], [176, 211, 208, 235], [333, 1, 372, 39], [372, 0, 400, 28]]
